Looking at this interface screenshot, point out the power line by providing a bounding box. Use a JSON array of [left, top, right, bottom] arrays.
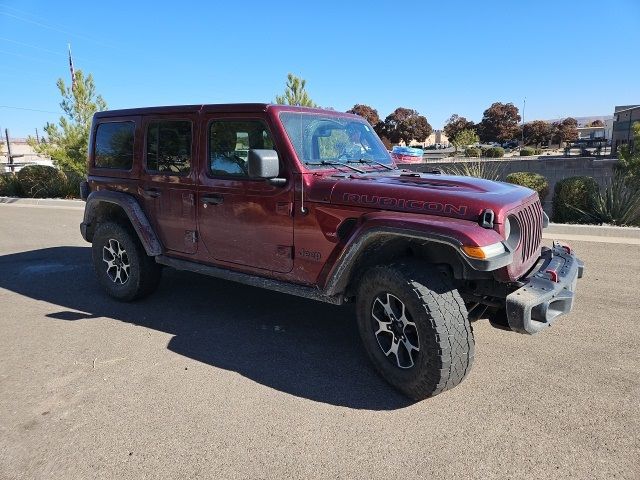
[[0, 105, 63, 114], [0, 48, 59, 66], [0, 10, 122, 50]]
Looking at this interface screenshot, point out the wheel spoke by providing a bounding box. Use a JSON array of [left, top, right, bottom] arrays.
[[402, 336, 419, 354], [383, 337, 401, 367], [372, 312, 391, 336]]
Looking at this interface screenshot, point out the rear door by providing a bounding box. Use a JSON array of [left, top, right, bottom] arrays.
[[196, 115, 294, 272], [138, 113, 199, 254]]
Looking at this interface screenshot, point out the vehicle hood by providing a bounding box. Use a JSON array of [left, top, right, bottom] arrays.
[[314, 171, 538, 223]]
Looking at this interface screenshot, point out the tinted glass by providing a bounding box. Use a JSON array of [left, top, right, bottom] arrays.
[[94, 122, 135, 169], [146, 121, 192, 174], [209, 120, 275, 177]]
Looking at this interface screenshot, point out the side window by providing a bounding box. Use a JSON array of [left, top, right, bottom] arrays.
[[146, 120, 192, 174], [209, 120, 275, 177], [94, 122, 135, 169]]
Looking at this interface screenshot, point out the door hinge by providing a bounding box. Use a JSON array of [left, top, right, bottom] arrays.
[[185, 230, 198, 244]]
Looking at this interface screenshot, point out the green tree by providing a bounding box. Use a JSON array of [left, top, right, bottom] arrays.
[[275, 73, 316, 107], [451, 128, 479, 154], [443, 114, 475, 144], [28, 70, 107, 174], [617, 121, 640, 188]]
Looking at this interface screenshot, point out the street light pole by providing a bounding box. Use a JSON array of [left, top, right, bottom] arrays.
[[521, 98, 526, 145]]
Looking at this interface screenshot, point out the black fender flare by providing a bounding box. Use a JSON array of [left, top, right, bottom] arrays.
[[322, 226, 513, 297], [80, 190, 163, 256]]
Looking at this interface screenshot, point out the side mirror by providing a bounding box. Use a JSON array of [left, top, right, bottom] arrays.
[[248, 149, 280, 179]]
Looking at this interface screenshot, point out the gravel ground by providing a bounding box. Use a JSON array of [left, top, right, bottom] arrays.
[[0, 204, 638, 480]]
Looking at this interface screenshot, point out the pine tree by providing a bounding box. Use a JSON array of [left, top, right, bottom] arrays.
[[28, 70, 107, 174], [275, 73, 316, 107]]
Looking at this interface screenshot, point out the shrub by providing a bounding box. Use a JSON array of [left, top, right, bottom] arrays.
[[575, 174, 640, 226], [445, 161, 503, 181], [552, 176, 599, 223], [60, 170, 84, 198], [464, 147, 481, 157], [16, 165, 68, 198], [485, 146, 505, 158], [520, 147, 537, 156], [506, 172, 550, 201], [0, 173, 24, 197]]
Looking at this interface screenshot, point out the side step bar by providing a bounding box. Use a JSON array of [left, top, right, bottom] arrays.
[[155, 255, 344, 305]]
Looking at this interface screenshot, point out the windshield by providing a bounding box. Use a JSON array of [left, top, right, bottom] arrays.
[[279, 111, 393, 169]]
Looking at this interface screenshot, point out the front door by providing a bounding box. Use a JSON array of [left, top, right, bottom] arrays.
[[138, 114, 198, 254], [196, 116, 294, 273]]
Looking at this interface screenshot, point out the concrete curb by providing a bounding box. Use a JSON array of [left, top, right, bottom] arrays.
[[544, 223, 640, 239], [0, 196, 85, 209]]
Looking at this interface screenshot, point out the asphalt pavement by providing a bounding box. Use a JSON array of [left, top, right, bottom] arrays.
[[0, 203, 638, 480]]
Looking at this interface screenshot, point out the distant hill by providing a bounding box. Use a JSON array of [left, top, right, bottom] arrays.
[[544, 115, 613, 126]]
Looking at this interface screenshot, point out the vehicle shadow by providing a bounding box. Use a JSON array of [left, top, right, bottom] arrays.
[[0, 246, 413, 410]]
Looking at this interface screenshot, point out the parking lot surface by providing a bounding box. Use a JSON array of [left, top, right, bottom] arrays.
[[0, 204, 638, 479]]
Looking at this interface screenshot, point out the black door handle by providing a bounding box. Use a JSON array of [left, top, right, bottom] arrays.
[[142, 188, 161, 199], [202, 194, 223, 205]]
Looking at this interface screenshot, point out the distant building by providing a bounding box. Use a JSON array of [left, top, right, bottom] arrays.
[[1, 138, 53, 172], [612, 105, 640, 153], [408, 129, 449, 148], [577, 118, 613, 140]]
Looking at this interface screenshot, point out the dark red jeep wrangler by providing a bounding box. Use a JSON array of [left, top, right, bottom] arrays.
[[80, 104, 583, 399]]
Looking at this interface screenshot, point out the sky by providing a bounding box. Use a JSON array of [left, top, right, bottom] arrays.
[[0, 0, 638, 138]]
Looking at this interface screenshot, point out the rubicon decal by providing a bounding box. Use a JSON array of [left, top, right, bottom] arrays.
[[342, 193, 468, 216]]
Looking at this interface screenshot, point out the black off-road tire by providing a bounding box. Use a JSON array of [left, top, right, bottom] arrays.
[[356, 261, 474, 400], [91, 221, 162, 301]]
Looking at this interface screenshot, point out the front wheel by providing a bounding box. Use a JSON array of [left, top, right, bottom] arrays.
[[356, 261, 474, 400]]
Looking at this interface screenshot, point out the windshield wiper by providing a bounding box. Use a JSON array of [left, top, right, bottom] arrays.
[[352, 158, 396, 171], [305, 160, 365, 173]]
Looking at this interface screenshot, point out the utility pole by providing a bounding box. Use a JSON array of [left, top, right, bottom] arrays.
[[5, 128, 13, 173], [521, 98, 526, 145]]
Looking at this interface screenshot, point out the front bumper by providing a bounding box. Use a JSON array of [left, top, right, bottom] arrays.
[[506, 241, 584, 334]]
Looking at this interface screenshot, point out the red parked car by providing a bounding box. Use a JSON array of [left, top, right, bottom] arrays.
[[80, 104, 583, 399]]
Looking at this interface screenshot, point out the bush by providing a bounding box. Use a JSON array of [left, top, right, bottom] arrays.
[[578, 175, 640, 226], [506, 172, 550, 201], [484, 146, 505, 158], [16, 165, 68, 198], [445, 161, 503, 181], [60, 170, 84, 198], [464, 147, 481, 157], [0, 173, 24, 197], [520, 147, 537, 156], [552, 176, 599, 223]]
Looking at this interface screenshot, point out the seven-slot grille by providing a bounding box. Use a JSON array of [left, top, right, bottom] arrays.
[[514, 200, 543, 263]]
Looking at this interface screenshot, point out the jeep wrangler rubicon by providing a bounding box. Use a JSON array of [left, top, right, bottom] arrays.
[[80, 104, 584, 400]]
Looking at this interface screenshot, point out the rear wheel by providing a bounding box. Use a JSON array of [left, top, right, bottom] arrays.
[[356, 261, 474, 400], [91, 222, 162, 301]]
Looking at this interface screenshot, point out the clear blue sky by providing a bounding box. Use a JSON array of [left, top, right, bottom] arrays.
[[1, 0, 638, 138]]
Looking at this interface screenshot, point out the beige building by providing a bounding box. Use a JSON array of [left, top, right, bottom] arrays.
[[1, 138, 53, 172], [407, 129, 449, 148]]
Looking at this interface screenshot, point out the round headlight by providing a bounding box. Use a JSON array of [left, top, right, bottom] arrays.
[[504, 216, 511, 240]]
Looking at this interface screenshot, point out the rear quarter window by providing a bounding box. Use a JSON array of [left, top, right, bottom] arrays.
[[94, 121, 135, 169]]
